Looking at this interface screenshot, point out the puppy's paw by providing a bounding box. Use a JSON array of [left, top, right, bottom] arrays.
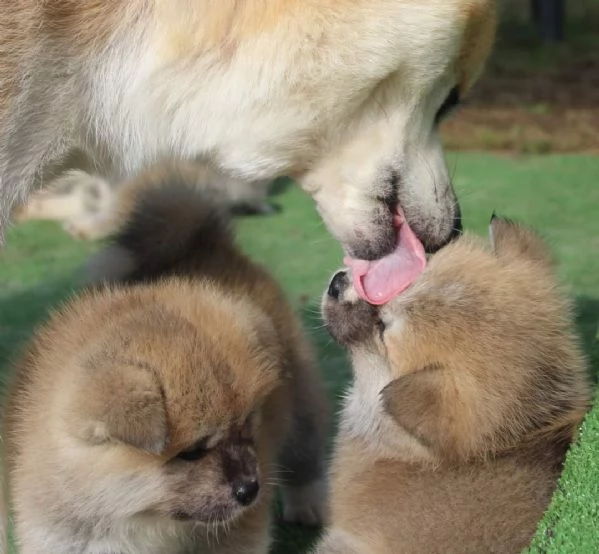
[[63, 219, 94, 240], [63, 215, 113, 241], [280, 478, 328, 527]]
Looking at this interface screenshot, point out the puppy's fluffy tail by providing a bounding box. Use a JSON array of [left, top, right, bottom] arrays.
[[84, 163, 234, 285]]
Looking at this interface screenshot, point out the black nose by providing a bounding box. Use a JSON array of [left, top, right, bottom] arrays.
[[233, 479, 259, 506], [328, 271, 348, 299]]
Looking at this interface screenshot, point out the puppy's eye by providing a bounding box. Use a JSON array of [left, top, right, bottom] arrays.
[[435, 86, 460, 124], [176, 437, 210, 462]]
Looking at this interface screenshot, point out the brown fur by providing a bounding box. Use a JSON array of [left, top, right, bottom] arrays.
[[2, 165, 328, 554], [316, 216, 591, 554], [457, 0, 498, 94]]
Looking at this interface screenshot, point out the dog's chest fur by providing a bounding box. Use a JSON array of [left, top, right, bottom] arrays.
[[339, 350, 430, 461]]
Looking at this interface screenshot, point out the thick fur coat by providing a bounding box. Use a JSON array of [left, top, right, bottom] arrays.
[[0, 1, 496, 256], [317, 217, 591, 554]]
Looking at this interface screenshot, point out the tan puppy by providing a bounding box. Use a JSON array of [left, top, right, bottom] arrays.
[[0, 0, 496, 256], [316, 216, 591, 554], [2, 165, 328, 554]]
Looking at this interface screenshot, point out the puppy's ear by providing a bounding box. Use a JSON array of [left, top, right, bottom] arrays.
[[489, 214, 554, 267], [381, 365, 456, 457], [74, 358, 168, 454]]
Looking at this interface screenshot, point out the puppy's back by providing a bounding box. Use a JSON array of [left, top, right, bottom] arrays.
[[87, 164, 307, 349], [86, 164, 234, 281], [92, 164, 275, 293]]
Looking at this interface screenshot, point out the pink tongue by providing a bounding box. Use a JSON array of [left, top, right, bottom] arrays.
[[344, 212, 426, 305]]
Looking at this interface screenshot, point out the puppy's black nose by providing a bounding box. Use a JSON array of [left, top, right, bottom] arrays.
[[328, 271, 348, 299], [233, 479, 259, 506]]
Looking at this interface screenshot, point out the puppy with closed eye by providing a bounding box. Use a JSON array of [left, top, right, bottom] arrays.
[[315, 216, 591, 554], [1, 164, 328, 554]]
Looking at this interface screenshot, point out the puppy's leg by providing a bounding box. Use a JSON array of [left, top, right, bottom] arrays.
[[279, 338, 330, 527], [313, 529, 374, 554], [63, 211, 117, 241], [15, 187, 85, 223]]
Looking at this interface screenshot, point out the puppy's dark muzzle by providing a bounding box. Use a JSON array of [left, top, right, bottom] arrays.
[[328, 271, 349, 299]]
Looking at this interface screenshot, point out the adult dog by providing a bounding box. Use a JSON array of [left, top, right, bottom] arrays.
[[0, 0, 496, 257]]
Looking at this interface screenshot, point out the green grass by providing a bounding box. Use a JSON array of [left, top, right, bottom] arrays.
[[1, 153, 598, 553]]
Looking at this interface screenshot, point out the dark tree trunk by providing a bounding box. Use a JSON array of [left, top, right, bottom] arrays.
[[532, 0, 565, 42]]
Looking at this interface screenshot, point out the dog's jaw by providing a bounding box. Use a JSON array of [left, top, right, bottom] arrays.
[[302, 116, 459, 260], [84, 1, 489, 261]]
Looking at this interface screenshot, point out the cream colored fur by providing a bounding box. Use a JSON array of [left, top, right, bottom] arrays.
[[0, 1, 496, 257], [2, 166, 330, 553], [14, 164, 274, 241]]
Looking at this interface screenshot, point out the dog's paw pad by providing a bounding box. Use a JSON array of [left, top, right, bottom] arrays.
[[281, 479, 328, 527]]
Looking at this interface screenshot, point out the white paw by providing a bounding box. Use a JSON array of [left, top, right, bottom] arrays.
[[63, 219, 94, 240], [63, 215, 112, 241]]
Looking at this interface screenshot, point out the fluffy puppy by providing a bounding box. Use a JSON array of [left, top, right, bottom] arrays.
[[13, 162, 276, 241], [0, 0, 497, 255], [315, 216, 591, 554], [2, 165, 328, 554]]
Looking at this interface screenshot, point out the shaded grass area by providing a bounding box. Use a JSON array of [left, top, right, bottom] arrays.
[[1, 153, 598, 552], [440, 9, 599, 153]]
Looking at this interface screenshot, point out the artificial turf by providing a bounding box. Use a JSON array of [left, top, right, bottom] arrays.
[[0, 152, 597, 553]]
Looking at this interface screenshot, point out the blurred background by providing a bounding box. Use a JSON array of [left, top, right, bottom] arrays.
[[441, 0, 599, 154], [2, 2, 598, 553]]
